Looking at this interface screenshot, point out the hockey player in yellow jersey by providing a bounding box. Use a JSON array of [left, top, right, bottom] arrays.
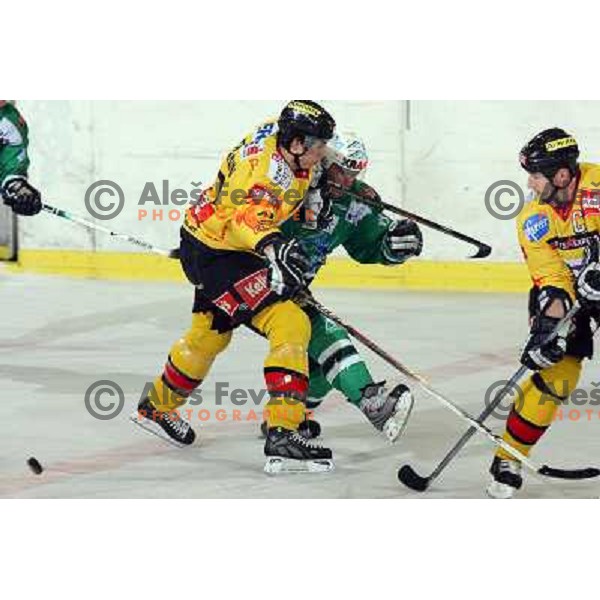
[[132, 101, 338, 473], [183, 117, 317, 253], [488, 128, 600, 498]]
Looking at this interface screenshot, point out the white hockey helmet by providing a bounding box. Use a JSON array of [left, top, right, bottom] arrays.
[[323, 131, 369, 175]]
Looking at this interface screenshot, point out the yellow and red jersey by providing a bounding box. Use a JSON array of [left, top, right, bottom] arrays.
[[517, 162, 600, 301], [183, 120, 313, 253]]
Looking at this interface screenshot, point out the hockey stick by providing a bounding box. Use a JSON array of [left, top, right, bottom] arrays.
[[42, 203, 179, 258], [327, 182, 492, 259], [302, 293, 600, 482], [41, 200, 597, 481], [398, 302, 590, 492]]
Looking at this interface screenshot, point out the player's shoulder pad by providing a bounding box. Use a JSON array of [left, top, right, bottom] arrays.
[[243, 152, 299, 206], [579, 162, 600, 189], [238, 120, 278, 164]]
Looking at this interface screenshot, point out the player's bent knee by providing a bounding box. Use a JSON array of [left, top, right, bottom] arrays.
[[269, 304, 311, 373], [185, 313, 232, 354], [171, 312, 233, 380], [537, 355, 582, 399], [255, 301, 312, 348], [275, 301, 312, 345], [186, 312, 233, 353]]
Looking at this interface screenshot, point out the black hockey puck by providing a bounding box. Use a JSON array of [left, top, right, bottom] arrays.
[[27, 457, 43, 475]]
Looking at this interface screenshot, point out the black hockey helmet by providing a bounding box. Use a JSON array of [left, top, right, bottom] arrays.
[[277, 100, 336, 151], [519, 128, 579, 179]]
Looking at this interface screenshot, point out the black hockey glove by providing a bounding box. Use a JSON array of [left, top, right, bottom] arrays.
[[382, 219, 423, 264], [297, 188, 333, 230], [521, 315, 567, 371], [577, 237, 600, 308], [577, 262, 600, 308], [2, 177, 42, 216], [521, 287, 572, 371], [257, 235, 311, 299]]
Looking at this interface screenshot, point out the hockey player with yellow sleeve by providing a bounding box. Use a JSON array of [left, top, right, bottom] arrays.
[[132, 101, 338, 474], [265, 132, 421, 443], [488, 128, 600, 498]]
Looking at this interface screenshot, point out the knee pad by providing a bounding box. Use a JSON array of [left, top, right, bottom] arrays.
[[523, 356, 581, 409], [170, 312, 233, 380], [254, 301, 311, 374], [252, 301, 311, 407], [150, 312, 232, 412]]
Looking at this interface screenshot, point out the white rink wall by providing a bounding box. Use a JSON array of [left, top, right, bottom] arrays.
[[18, 100, 600, 262]]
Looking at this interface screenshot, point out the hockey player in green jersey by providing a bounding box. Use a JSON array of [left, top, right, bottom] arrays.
[[0, 101, 42, 217], [266, 132, 423, 442]]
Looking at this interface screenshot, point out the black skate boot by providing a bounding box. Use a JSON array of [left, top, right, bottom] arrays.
[[359, 382, 414, 442], [264, 426, 334, 474], [486, 456, 523, 499], [130, 397, 196, 447]]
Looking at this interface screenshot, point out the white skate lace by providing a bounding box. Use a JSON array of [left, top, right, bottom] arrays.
[[363, 385, 388, 412], [164, 413, 189, 437], [290, 430, 322, 449]]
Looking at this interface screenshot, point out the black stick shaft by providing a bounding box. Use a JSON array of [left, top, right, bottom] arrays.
[[425, 365, 528, 484], [306, 295, 417, 376], [414, 303, 580, 485], [328, 182, 492, 259], [305, 294, 600, 479]]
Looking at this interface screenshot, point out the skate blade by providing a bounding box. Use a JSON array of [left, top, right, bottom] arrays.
[[486, 480, 516, 499], [263, 457, 335, 475], [383, 393, 415, 443], [129, 411, 196, 449]]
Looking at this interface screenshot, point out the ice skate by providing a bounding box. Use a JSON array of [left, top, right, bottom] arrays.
[[486, 456, 523, 499], [359, 382, 414, 442], [264, 426, 334, 474], [131, 397, 196, 447]]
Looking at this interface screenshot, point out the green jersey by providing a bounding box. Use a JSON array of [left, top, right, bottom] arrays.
[[280, 180, 403, 406], [281, 180, 397, 279], [0, 102, 30, 186]]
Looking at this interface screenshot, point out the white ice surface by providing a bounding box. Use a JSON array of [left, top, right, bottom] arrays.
[[1, 270, 598, 498]]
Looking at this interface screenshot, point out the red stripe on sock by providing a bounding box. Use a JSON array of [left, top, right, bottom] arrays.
[[506, 409, 547, 446], [264, 369, 308, 397], [164, 360, 199, 394]]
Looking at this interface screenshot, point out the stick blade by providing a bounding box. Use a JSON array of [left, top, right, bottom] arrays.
[[538, 465, 600, 480], [469, 244, 493, 259], [397, 464, 430, 492]]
